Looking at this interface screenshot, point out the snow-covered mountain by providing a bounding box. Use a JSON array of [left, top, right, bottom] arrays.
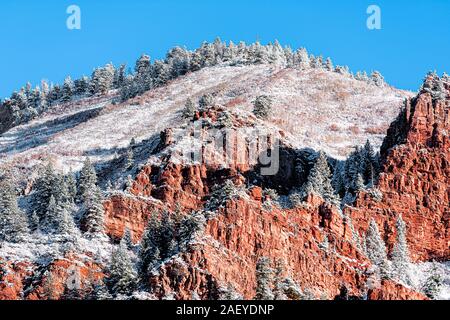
[[0, 41, 448, 301]]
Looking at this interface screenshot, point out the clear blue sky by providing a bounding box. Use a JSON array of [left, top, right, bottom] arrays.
[[0, 0, 449, 98]]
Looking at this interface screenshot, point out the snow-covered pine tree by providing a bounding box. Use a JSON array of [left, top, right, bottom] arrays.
[[82, 185, 105, 236], [108, 240, 138, 296], [303, 152, 339, 204], [74, 76, 90, 95], [273, 259, 287, 300], [90, 64, 115, 95], [66, 172, 77, 203], [391, 215, 411, 285], [125, 143, 134, 170], [182, 98, 197, 119], [88, 278, 112, 300], [325, 57, 334, 71], [61, 76, 74, 102], [254, 257, 274, 300], [166, 46, 191, 78], [366, 219, 390, 279], [252, 95, 272, 120], [0, 177, 29, 242], [198, 93, 215, 109], [422, 262, 442, 300], [113, 64, 127, 89], [32, 162, 57, 218], [371, 71, 385, 87], [134, 54, 152, 93], [77, 158, 97, 202], [152, 60, 171, 87], [138, 213, 162, 278], [122, 227, 134, 249], [220, 283, 243, 300]]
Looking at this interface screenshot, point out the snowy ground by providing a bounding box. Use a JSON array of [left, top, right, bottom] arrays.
[[0, 64, 412, 180]]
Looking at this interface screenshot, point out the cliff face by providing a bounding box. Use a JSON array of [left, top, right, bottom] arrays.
[[348, 91, 449, 262], [97, 89, 448, 299]]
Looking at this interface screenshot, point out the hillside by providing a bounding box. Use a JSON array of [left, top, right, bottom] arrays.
[[0, 63, 409, 178], [0, 41, 448, 301]]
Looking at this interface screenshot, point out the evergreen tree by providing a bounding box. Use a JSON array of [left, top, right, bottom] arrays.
[[125, 145, 134, 170], [152, 60, 171, 87], [273, 259, 287, 300], [74, 76, 90, 95], [134, 55, 152, 93], [182, 98, 197, 119], [42, 195, 76, 236], [138, 213, 162, 278], [114, 64, 127, 89], [371, 71, 385, 87], [108, 240, 138, 296], [77, 158, 97, 202], [366, 219, 390, 279], [90, 64, 115, 95], [325, 57, 334, 71], [198, 93, 215, 109], [32, 162, 57, 219], [422, 262, 442, 300], [303, 152, 339, 204], [61, 76, 74, 102], [252, 95, 272, 120], [82, 185, 105, 236], [66, 172, 77, 203], [391, 215, 411, 285], [255, 257, 274, 300], [122, 227, 134, 249], [0, 177, 29, 242], [88, 279, 112, 300]]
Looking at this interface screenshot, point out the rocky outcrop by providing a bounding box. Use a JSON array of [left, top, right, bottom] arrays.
[[348, 92, 449, 262], [367, 280, 428, 300], [0, 254, 104, 300]]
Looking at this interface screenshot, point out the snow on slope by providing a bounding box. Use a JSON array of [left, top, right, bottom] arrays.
[[0, 64, 412, 178]]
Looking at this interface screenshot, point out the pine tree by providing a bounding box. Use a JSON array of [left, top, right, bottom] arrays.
[[122, 227, 134, 249], [42, 194, 75, 236], [0, 177, 29, 242], [391, 215, 411, 285], [152, 60, 171, 87], [77, 158, 97, 202], [138, 213, 162, 278], [254, 257, 274, 300], [422, 262, 442, 300], [325, 58, 334, 71], [125, 144, 134, 170], [88, 279, 112, 300], [74, 76, 90, 95], [66, 172, 77, 203], [303, 152, 339, 204], [371, 71, 385, 87], [134, 55, 152, 93], [114, 64, 127, 89], [273, 259, 287, 300], [108, 241, 138, 296], [61, 76, 74, 102], [182, 98, 197, 119], [90, 64, 115, 95], [32, 162, 57, 219], [198, 93, 215, 109], [252, 95, 272, 120], [82, 185, 105, 236], [366, 219, 390, 279]]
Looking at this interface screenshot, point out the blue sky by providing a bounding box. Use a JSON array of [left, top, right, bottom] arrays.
[[0, 0, 449, 98]]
